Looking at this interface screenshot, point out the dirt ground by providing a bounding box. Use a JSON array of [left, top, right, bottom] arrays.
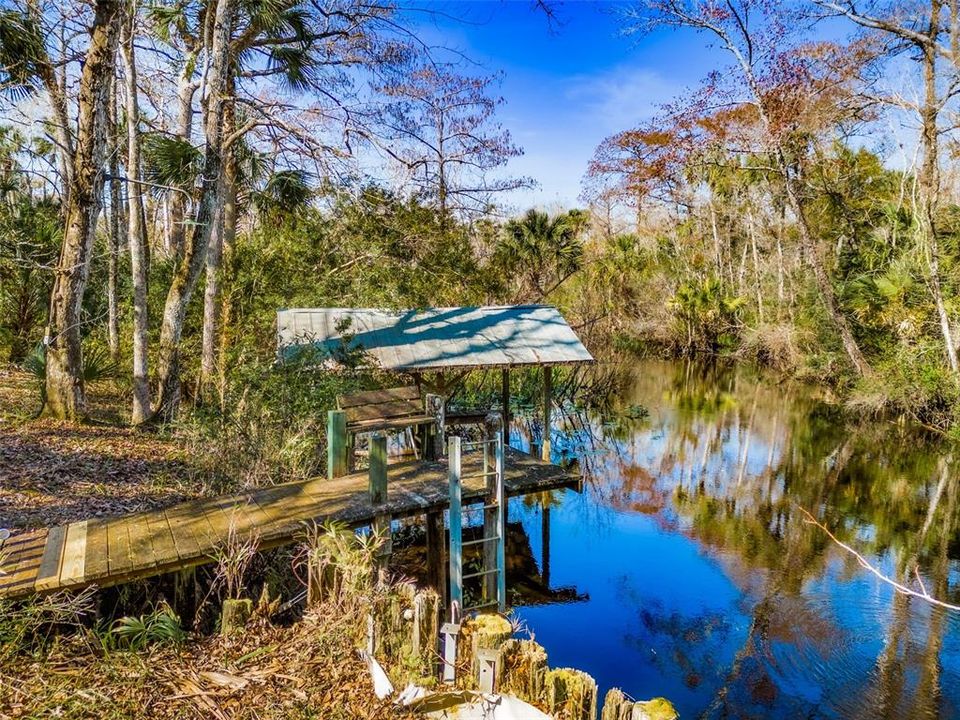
[[0, 366, 205, 530]]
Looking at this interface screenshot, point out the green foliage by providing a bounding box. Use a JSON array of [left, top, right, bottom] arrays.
[[110, 605, 186, 650], [494, 208, 586, 301], [670, 277, 744, 354], [0, 191, 60, 361], [251, 169, 313, 222], [141, 132, 202, 191]]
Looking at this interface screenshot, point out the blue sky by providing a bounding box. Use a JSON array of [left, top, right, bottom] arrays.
[[407, 1, 719, 210]]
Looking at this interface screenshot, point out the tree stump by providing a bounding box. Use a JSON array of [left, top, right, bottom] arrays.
[[545, 667, 598, 720], [500, 638, 549, 704], [601, 689, 678, 720], [460, 613, 513, 686], [221, 598, 253, 635]]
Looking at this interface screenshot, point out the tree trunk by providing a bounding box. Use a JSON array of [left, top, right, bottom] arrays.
[[121, 4, 151, 424], [153, 0, 234, 421], [780, 159, 871, 376], [44, 0, 122, 420], [748, 206, 764, 323], [107, 73, 122, 362], [167, 59, 198, 259], [37, 63, 75, 203], [918, 41, 958, 372], [200, 89, 236, 394]]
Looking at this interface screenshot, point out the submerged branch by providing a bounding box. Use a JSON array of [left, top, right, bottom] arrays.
[[798, 506, 960, 612]]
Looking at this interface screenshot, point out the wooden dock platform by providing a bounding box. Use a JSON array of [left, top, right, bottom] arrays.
[[0, 448, 578, 600]]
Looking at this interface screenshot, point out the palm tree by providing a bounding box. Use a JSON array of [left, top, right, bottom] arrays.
[[496, 208, 586, 303]]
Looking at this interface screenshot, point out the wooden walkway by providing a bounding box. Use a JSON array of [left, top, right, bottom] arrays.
[[0, 448, 578, 600]]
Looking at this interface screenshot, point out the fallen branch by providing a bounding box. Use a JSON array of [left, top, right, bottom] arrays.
[[798, 506, 960, 612]]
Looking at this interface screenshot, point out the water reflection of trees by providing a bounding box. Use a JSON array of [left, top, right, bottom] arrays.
[[558, 358, 960, 718]]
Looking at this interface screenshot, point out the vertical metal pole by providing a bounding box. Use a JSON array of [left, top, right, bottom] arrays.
[[447, 435, 462, 620], [327, 409, 349, 479], [495, 432, 506, 611], [541, 366, 552, 462]]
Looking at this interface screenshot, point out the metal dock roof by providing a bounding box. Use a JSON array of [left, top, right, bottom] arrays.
[[276, 305, 594, 371]]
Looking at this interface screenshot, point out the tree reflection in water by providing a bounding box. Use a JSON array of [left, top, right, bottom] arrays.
[[510, 358, 960, 719]]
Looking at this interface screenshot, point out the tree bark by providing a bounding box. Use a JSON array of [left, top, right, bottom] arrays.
[[167, 59, 199, 258], [200, 87, 236, 394], [107, 73, 122, 362], [44, 0, 122, 420], [153, 0, 234, 421], [121, 3, 151, 424], [918, 39, 958, 372]]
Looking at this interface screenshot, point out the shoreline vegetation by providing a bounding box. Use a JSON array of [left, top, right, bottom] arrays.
[[3, 0, 960, 716]]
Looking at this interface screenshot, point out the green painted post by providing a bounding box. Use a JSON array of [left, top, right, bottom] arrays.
[[448, 435, 462, 619], [369, 432, 388, 504], [327, 410, 349, 479]]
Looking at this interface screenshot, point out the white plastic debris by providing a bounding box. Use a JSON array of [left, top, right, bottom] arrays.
[[359, 649, 394, 699], [396, 683, 429, 706]]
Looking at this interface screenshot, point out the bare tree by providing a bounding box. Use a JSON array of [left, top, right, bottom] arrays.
[[815, 0, 960, 372], [618, 0, 873, 376], [376, 65, 531, 229]]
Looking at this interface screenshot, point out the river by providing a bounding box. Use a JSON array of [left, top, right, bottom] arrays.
[[508, 358, 960, 719]]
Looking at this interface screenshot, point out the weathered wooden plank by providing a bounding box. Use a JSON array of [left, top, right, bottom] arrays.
[[144, 513, 180, 566], [35, 525, 67, 591], [0, 447, 579, 599], [106, 520, 134, 577], [125, 515, 158, 574], [347, 414, 436, 433], [84, 520, 110, 580], [0, 530, 46, 594], [344, 400, 424, 423], [337, 386, 420, 408], [163, 509, 203, 562], [60, 521, 88, 585]]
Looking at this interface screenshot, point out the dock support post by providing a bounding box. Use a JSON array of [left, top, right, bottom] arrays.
[[483, 413, 505, 608], [448, 435, 462, 620], [369, 433, 390, 583], [501, 368, 510, 447], [426, 510, 446, 596], [542, 366, 552, 462], [425, 393, 445, 460], [327, 410, 349, 479], [369, 432, 388, 504], [542, 498, 551, 588]]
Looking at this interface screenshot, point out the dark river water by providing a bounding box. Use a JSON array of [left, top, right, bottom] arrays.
[[506, 359, 960, 719]]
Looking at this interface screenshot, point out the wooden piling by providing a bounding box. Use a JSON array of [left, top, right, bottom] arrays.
[[327, 409, 349, 479], [461, 613, 513, 686], [601, 690, 678, 720], [426, 393, 445, 459], [542, 366, 552, 462], [546, 667, 597, 720], [501, 368, 510, 446], [425, 510, 446, 596], [369, 432, 388, 504]]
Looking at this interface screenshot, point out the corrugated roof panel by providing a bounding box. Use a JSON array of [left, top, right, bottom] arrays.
[[276, 306, 593, 370]]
